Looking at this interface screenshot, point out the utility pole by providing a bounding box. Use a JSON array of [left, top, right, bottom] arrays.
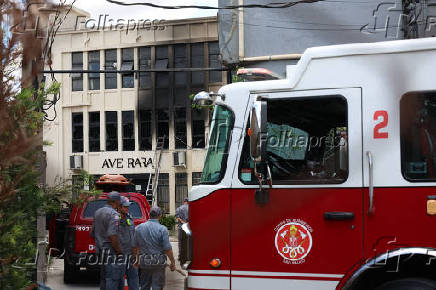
[[21, 0, 55, 284]]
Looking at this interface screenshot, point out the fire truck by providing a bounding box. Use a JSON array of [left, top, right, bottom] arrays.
[[182, 37, 436, 289], [49, 174, 150, 283]]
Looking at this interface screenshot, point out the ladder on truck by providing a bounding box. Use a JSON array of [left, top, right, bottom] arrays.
[[146, 136, 165, 207]]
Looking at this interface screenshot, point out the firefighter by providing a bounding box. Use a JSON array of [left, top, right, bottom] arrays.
[[135, 206, 175, 290], [118, 196, 139, 290], [175, 197, 189, 264], [90, 191, 125, 290]]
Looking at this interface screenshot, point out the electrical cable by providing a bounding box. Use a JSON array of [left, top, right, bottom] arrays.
[[105, 0, 410, 10], [105, 0, 326, 10], [240, 19, 423, 31], [42, 0, 77, 122]]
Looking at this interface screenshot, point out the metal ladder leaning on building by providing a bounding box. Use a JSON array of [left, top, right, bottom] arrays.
[[146, 136, 165, 207]]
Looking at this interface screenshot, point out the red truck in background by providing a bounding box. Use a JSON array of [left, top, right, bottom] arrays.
[[49, 174, 150, 284]]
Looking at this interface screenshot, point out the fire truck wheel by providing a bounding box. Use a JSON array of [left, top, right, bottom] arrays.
[[375, 278, 436, 290], [63, 258, 79, 284]]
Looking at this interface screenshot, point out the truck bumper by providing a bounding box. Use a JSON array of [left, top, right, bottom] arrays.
[[65, 251, 100, 271]]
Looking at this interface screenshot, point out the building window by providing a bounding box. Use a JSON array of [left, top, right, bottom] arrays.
[[72, 52, 83, 91], [155, 46, 169, 88], [105, 111, 118, 151], [192, 110, 205, 148], [192, 172, 202, 186], [72, 112, 83, 152], [174, 108, 186, 149], [121, 48, 134, 88], [174, 44, 187, 87], [139, 47, 152, 89], [122, 111, 135, 151], [191, 43, 204, 86], [401, 92, 436, 181], [175, 173, 188, 209], [105, 49, 117, 89], [139, 110, 152, 150], [208, 42, 222, 83], [89, 111, 100, 152], [88, 51, 100, 90], [157, 109, 169, 149], [157, 173, 169, 214]]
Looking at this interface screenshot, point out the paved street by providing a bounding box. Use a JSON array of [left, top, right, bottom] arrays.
[[46, 240, 185, 290]]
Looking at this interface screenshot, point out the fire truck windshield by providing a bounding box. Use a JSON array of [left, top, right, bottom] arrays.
[[200, 105, 234, 184]]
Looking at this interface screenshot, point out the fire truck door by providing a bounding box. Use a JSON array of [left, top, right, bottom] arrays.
[[231, 88, 363, 289], [363, 91, 436, 260]]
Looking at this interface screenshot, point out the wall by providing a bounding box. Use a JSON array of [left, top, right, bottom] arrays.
[[219, 0, 414, 76]]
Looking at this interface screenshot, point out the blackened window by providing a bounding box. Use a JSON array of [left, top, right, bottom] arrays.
[[192, 110, 205, 148], [174, 44, 187, 87], [175, 108, 186, 149], [401, 92, 436, 181], [191, 43, 204, 86], [105, 49, 117, 89], [121, 48, 134, 88], [208, 42, 222, 83], [88, 51, 100, 90], [155, 46, 169, 88], [157, 109, 169, 149], [105, 111, 118, 151], [122, 111, 135, 151], [72, 52, 83, 91], [139, 47, 152, 89], [139, 110, 152, 150], [89, 111, 100, 152], [72, 112, 83, 152]]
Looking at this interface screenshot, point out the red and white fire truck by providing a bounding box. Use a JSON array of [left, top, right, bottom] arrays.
[[182, 37, 436, 289]]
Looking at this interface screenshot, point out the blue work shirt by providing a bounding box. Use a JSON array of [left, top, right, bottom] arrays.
[[135, 219, 172, 268], [117, 214, 136, 255], [175, 204, 189, 228], [90, 204, 120, 254]]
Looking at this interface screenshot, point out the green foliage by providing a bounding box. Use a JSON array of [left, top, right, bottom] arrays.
[[232, 66, 244, 83], [72, 170, 102, 205], [159, 214, 176, 231], [0, 83, 66, 289]]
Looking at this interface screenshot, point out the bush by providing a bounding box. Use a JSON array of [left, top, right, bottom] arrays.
[[159, 215, 176, 231]]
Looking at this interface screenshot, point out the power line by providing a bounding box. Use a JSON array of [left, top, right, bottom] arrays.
[[105, 0, 405, 10], [105, 0, 325, 10], [239, 18, 427, 32]]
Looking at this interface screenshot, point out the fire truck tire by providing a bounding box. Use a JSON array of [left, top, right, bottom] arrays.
[[375, 278, 436, 290], [63, 258, 79, 284]]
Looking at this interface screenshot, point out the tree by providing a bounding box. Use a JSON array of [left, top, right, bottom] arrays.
[[0, 1, 65, 288], [0, 82, 61, 289]]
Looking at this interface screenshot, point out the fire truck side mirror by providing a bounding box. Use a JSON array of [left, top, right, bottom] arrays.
[[250, 98, 268, 164]]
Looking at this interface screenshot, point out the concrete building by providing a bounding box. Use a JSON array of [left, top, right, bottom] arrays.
[[44, 7, 226, 214], [218, 0, 436, 76]]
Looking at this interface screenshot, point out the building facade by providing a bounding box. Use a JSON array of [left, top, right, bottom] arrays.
[[218, 0, 436, 75], [44, 8, 225, 214]]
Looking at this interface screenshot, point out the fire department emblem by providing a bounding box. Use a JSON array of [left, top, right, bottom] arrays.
[[274, 220, 313, 263]]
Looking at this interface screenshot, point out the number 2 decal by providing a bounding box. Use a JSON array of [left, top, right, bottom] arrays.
[[373, 110, 388, 139]]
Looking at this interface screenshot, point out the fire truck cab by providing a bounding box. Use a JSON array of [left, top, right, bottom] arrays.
[[185, 37, 436, 289]]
